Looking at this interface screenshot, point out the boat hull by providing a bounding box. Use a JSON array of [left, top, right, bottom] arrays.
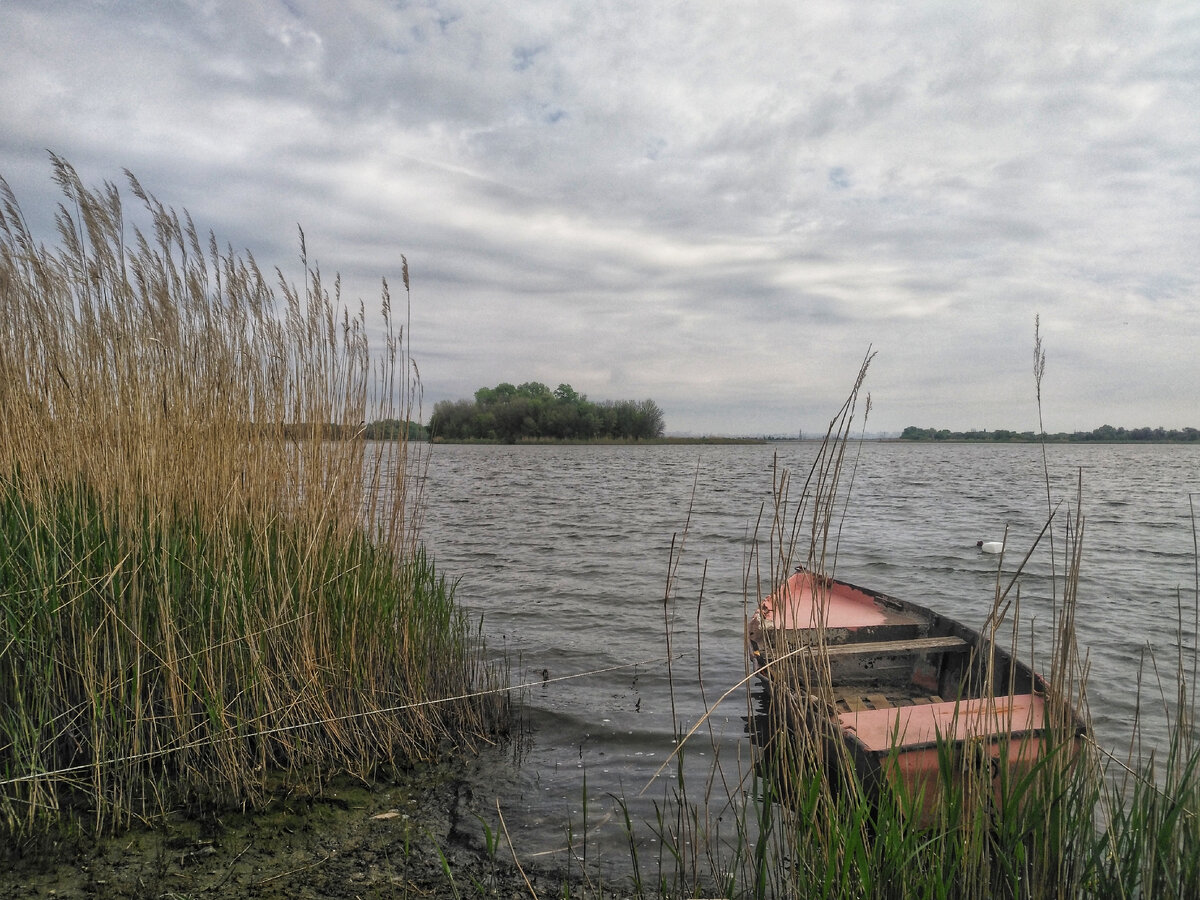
[[747, 569, 1080, 823]]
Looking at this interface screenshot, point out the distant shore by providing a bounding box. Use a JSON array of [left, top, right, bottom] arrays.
[[421, 434, 1200, 445], [428, 435, 770, 445], [898, 425, 1199, 443]]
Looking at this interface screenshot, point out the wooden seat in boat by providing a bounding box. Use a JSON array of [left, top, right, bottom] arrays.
[[838, 693, 1048, 753], [821, 635, 969, 658], [834, 692, 946, 713]]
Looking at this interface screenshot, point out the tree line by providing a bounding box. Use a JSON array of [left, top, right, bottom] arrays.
[[900, 425, 1200, 443], [429, 382, 666, 442]]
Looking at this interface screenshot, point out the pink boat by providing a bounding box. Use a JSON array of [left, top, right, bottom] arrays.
[[747, 568, 1081, 822]]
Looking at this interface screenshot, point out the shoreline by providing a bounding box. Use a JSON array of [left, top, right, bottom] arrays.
[[427, 436, 770, 445], [1, 753, 600, 899]]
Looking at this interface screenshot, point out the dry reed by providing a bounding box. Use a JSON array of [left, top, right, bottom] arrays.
[[0, 157, 507, 842], [625, 348, 1195, 898]]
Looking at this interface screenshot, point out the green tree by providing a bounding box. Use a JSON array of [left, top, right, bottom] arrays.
[[517, 381, 552, 400], [431, 382, 666, 442]]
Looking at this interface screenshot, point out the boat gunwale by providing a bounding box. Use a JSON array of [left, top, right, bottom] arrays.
[[747, 568, 1080, 741]]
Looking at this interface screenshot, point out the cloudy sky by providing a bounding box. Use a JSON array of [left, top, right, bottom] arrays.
[[2, 1, 1197, 435]]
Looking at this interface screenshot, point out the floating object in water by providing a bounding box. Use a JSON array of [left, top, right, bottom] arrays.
[[977, 540, 1004, 554]]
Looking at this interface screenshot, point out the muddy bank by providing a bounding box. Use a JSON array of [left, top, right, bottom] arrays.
[[1, 753, 633, 900]]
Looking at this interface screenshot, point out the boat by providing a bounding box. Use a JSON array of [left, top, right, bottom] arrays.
[[747, 567, 1082, 823]]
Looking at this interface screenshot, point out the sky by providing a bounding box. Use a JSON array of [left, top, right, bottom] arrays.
[[1, 1, 1197, 436]]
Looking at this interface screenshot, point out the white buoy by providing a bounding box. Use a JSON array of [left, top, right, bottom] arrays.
[[977, 540, 1004, 554]]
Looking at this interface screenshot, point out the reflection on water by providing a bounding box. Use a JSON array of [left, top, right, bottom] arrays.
[[415, 441, 1200, 864]]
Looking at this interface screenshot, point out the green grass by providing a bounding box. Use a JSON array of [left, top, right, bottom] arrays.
[[545, 351, 1200, 899], [0, 156, 507, 843], [5, 157, 1195, 898]]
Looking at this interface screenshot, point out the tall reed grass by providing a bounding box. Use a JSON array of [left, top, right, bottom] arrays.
[[0, 157, 507, 842], [580, 352, 1198, 898]]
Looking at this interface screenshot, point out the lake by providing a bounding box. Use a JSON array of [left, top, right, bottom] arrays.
[[417, 441, 1200, 870]]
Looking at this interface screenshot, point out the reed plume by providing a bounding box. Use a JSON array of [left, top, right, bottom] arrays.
[[0, 156, 506, 841]]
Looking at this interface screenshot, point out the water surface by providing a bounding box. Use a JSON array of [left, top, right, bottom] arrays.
[[418, 441, 1200, 867]]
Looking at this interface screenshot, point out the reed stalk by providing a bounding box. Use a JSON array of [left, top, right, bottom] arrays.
[[630, 346, 1198, 899], [0, 157, 507, 843]]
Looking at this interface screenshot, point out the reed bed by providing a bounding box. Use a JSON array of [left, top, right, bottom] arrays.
[[0, 157, 507, 843], [572, 352, 1199, 898]]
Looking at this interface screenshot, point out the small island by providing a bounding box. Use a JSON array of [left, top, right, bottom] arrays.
[[429, 382, 666, 442], [900, 425, 1200, 443]]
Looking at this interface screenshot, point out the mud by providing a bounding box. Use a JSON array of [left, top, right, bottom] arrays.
[[0, 754, 630, 900]]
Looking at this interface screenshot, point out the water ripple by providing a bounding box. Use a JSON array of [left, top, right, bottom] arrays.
[[415, 441, 1200, 859]]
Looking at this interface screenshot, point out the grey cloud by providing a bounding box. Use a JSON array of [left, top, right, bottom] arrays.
[[1, 0, 1198, 434]]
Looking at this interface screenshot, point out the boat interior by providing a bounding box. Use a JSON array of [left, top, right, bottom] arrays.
[[751, 571, 1047, 741]]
